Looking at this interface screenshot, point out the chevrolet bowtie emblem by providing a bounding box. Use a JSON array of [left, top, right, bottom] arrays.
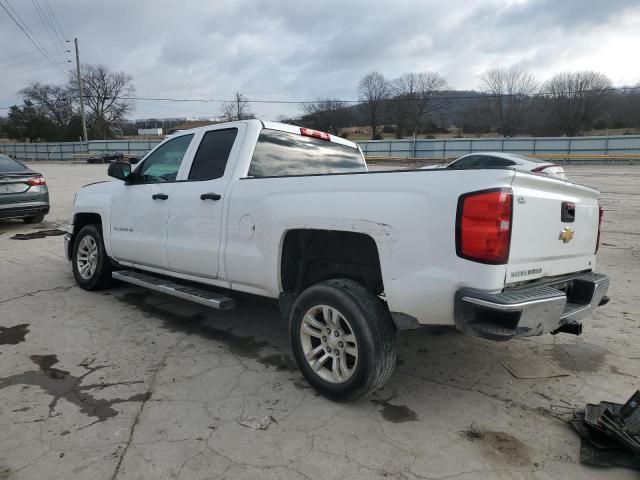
[[559, 227, 574, 243]]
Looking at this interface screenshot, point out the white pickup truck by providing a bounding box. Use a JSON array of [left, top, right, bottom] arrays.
[[65, 120, 609, 401]]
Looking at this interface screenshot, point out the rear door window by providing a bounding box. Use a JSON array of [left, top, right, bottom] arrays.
[[0, 155, 29, 173], [450, 155, 515, 168], [449, 155, 481, 168], [188, 128, 238, 180], [476, 156, 515, 167], [248, 129, 366, 177]]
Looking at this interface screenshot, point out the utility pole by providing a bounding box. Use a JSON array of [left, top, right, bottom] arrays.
[[74, 38, 88, 143]]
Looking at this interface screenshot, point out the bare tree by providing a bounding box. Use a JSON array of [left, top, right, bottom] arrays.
[[460, 98, 492, 137], [300, 99, 351, 134], [275, 114, 297, 125], [541, 71, 613, 136], [481, 66, 537, 136], [607, 84, 640, 129], [69, 64, 135, 138], [358, 72, 389, 139], [220, 92, 254, 121], [389, 72, 447, 138], [20, 82, 74, 129]]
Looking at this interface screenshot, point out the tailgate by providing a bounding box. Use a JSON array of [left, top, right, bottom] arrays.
[[507, 171, 600, 284]]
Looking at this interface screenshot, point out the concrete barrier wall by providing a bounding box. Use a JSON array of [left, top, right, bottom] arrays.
[[358, 135, 640, 160], [1, 135, 639, 163]]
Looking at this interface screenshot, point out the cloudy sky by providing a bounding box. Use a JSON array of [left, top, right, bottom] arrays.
[[1, 0, 639, 120]]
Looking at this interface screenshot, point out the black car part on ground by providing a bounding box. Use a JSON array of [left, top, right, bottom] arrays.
[[86, 152, 125, 164], [571, 390, 640, 470], [11, 229, 66, 240]]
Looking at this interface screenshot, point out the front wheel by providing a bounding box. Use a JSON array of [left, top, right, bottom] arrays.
[[72, 224, 113, 290], [290, 279, 396, 402]]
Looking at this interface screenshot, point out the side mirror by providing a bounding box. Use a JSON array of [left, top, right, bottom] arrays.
[[108, 161, 131, 181]]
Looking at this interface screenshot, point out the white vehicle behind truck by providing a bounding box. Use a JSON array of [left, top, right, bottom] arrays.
[[65, 120, 609, 401]]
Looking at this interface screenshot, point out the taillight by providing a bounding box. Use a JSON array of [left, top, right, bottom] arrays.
[[456, 188, 513, 264], [595, 205, 603, 254], [300, 127, 330, 141], [27, 176, 46, 186]]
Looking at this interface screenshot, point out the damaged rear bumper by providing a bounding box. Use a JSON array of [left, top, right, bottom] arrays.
[[454, 272, 609, 341]]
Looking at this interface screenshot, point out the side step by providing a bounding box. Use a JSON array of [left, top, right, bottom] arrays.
[[112, 270, 235, 310]]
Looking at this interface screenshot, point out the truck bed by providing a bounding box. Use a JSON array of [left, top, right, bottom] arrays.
[[224, 167, 601, 326]]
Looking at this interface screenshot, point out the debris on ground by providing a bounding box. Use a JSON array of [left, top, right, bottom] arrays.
[[11, 229, 67, 240], [236, 414, 276, 431], [570, 390, 640, 470], [500, 358, 569, 379]]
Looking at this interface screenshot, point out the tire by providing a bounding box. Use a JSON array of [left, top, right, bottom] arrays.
[[72, 224, 113, 290], [23, 214, 45, 224], [290, 279, 396, 402]]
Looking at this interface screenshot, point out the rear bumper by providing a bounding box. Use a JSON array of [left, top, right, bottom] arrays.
[[0, 201, 50, 220], [454, 272, 609, 341]]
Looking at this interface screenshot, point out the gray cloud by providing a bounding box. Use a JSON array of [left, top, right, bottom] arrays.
[[1, 0, 638, 120]]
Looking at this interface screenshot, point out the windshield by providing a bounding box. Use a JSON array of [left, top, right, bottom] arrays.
[[248, 129, 366, 177], [0, 155, 29, 173]]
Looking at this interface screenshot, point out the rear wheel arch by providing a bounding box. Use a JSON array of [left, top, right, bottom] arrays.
[[278, 228, 386, 322], [279, 228, 384, 294]]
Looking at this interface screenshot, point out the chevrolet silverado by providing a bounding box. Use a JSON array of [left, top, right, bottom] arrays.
[[64, 120, 609, 401]]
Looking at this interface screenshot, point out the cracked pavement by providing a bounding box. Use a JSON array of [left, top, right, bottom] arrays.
[[0, 163, 638, 479]]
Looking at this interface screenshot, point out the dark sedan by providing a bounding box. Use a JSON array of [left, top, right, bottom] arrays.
[[0, 154, 50, 223]]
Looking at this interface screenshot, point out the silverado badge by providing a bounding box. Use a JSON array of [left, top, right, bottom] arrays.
[[559, 227, 574, 243]]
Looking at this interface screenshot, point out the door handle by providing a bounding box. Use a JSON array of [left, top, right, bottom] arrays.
[[200, 192, 221, 201], [152, 193, 169, 200]]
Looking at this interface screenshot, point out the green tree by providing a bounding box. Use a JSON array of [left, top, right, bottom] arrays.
[[4, 101, 62, 141]]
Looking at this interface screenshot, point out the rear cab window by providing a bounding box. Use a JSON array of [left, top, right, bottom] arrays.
[[247, 129, 366, 177]]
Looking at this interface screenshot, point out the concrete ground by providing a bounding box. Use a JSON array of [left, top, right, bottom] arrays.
[[0, 163, 638, 479]]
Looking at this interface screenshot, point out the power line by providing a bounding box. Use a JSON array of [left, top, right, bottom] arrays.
[[7, 0, 68, 73], [32, 0, 67, 61], [1, 85, 639, 111], [0, 0, 65, 76], [0, 43, 68, 63], [41, 0, 69, 54], [117, 85, 640, 105], [36, 0, 70, 63], [0, 0, 66, 76], [0, 49, 70, 69], [0, 60, 71, 79]]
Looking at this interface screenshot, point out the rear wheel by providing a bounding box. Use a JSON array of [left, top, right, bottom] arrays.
[[23, 214, 44, 224], [290, 279, 396, 402], [72, 224, 113, 290]]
